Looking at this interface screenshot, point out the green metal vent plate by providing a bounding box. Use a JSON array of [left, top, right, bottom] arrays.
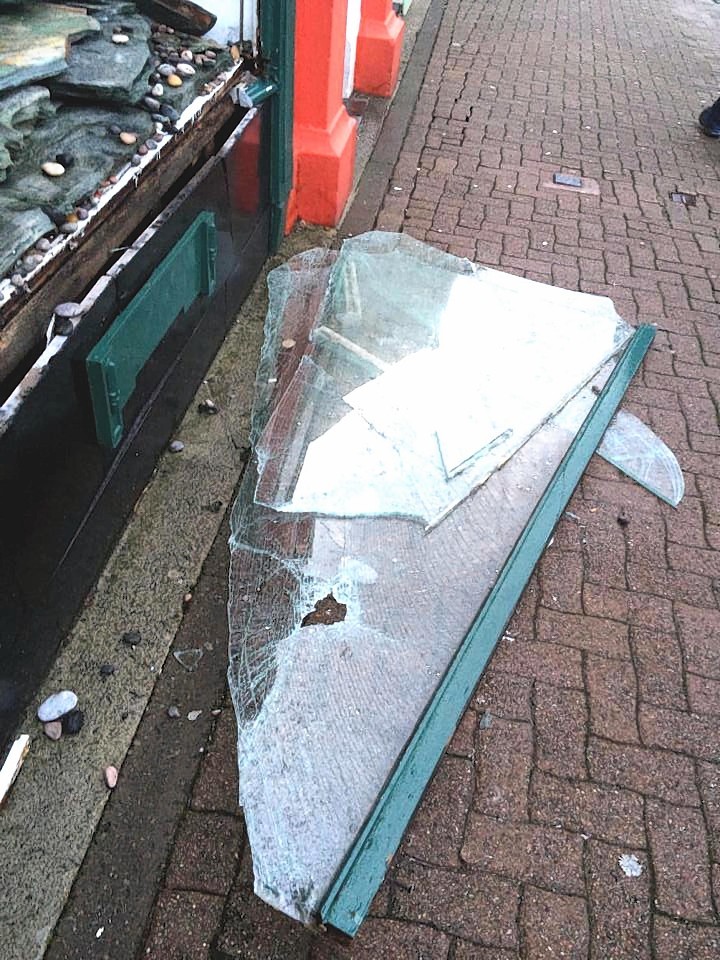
[[87, 211, 217, 449]]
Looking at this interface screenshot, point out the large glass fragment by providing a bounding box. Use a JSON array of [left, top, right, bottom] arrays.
[[228, 232, 638, 924], [599, 409, 684, 506]]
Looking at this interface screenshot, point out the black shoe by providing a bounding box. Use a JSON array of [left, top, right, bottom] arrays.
[[699, 106, 720, 137]]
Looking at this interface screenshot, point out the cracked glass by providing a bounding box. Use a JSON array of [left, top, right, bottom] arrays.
[[227, 232, 657, 924]]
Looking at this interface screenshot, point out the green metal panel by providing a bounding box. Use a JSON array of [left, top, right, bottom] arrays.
[[320, 324, 656, 936], [260, 0, 294, 250], [86, 212, 217, 449]]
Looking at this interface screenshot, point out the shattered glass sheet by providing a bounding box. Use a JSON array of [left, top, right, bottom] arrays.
[[228, 232, 639, 924], [253, 234, 632, 528]]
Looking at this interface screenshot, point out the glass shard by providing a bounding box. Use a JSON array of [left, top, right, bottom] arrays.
[[599, 409, 684, 506]]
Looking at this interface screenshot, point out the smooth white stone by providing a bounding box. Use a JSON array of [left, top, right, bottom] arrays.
[[41, 161, 65, 177], [38, 690, 77, 722]]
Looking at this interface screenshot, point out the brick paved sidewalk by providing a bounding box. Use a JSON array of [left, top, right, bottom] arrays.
[[143, 0, 720, 957]]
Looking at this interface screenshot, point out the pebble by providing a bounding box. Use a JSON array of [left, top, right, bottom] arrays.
[[152, 132, 164, 143], [22, 253, 43, 270], [54, 316, 73, 337], [108, 123, 122, 136], [36, 238, 51, 252], [99, 663, 115, 677], [197, 398, 218, 415], [44, 720, 63, 740], [205, 49, 217, 60], [211, 708, 222, 717], [149, 72, 161, 84], [175, 62, 195, 77], [90, 194, 101, 205], [145, 138, 158, 150], [121, 629, 142, 646], [66, 212, 78, 223], [119, 131, 137, 145], [180, 49, 194, 61], [158, 63, 175, 77], [108, 174, 119, 184], [167, 705, 181, 719], [45, 207, 66, 226], [38, 689, 78, 722], [150, 83, 164, 97], [167, 74, 183, 87], [194, 55, 206, 66], [11, 273, 24, 287], [104, 765, 118, 789], [76, 207, 89, 220], [62, 708, 85, 735], [42, 161, 65, 177], [131, 154, 142, 166], [143, 96, 161, 112], [160, 104, 179, 121], [54, 301, 83, 318], [153, 121, 164, 133], [112, 33, 129, 44], [138, 144, 148, 155], [61, 222, 78, 234], [282, 338, 296, 349], [56, 152, 75, 168], [168, 439, 184, 453], [187, 710, 202, 722]]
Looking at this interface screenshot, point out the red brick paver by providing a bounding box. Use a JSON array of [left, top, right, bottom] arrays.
[[142, 0, 720, 955]]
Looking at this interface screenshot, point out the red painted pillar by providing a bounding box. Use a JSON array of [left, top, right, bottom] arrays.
[[288, 0, 358, 228], [354, 0, 404, 98]]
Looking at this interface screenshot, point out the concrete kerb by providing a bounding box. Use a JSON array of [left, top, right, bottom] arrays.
[[0, 224, 332, 960]]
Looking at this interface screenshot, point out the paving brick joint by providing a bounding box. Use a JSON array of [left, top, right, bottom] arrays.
[[141, 0, 720, 955]]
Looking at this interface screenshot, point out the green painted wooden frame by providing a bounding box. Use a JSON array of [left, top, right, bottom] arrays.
[[320, 324, 656, 936], [86, 211, 217, 449]]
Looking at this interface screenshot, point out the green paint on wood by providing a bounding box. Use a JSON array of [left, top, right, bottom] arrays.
[[261, 0, 294, 251], [320, 324, 656, 936], [86, 212, 217, 449]]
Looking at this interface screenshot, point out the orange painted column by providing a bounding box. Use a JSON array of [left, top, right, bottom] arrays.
[[353, 0, 404, 98], [288, 0, 358, 228]]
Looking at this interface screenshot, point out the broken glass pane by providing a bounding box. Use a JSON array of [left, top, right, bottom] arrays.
[[252, 233, 632, 527], [227, 232, 636, 924]]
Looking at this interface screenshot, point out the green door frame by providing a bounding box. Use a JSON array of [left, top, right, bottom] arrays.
[[259, 0, 295, 250]]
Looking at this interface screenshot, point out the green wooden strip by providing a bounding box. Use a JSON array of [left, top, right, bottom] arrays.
[[86, 211, 216, 449], [262, 0, 294, 251], [320, 324, 655, 936]]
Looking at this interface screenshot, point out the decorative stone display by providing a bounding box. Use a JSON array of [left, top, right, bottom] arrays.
[[136, 0, 217, 36], [0, 3, 101, 94], [0, 86, 56, 182], [48, 16, 152, 104]]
